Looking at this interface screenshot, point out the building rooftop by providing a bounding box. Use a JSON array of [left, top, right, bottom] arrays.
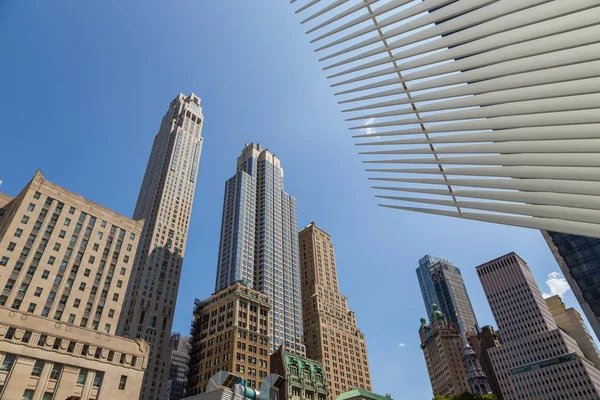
[[336, 388, 391, 400]]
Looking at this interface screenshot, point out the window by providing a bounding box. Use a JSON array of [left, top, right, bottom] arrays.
[[77, 368, 88, 384], [34, 287, 43, 297], [58, 230, 66, 238], [148, 315, 157, 328], [14, 229, 23, 238], [53, 243, 61, 251], [116, 280, 123, 288], [123, 256, 129, 263], [42, 393, 53, 400], [0, 257, 8, 266], [127, 244, 132, 251], [33, 191, 41, 199], [48, 256, 55, 265], [101, 220, 107, 228], [41, 270, 49, 279], [84, 268, 91, 277], [64, 218, 71, 226], [69, 207, 75, 215], [104, 323, 111, 333], [27, 303, 36, 313], [22, 389, 34, 400], [50, 363, 63, 380], [68, 314, 76, 324], [21, 216, 29, 224], [7, 242, 16, 251], [79, 283, 86, 291], [93, 371, 104, 388], [41, 307, 50, 317], [74, 299, 81, 308], [130, 233, 135, 240], [31, 360, 44, 377], [113, 293, 119, 301], [119, 375, 127, 390], [97, 232, 103, 240], [108, 309, 115, 318], [0, 354, 16, 371], [120, 267, 126, 275]]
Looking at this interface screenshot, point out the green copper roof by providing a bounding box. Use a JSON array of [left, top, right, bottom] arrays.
[[336, 388, 391, 400]]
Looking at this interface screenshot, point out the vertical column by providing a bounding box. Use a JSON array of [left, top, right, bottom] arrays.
[[32, 361, 53, 400], [2, 355, 35, 400], [53, 365, 78, 400]]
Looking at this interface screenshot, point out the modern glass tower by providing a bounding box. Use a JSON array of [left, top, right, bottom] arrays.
[[417, 255, 478, 334], [215, 143, 304, 355], [117, 93, 204, 400], [543, 231, 600, 341]]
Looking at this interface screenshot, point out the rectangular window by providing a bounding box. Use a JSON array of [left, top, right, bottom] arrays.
[[120, 267, 126, 275], [93, 371, 104, 387], [48, 256, 55, 265], [21, 216, 29, 224], [22, 389, 35, 400], [34, 287, 42, 297], [119, 375, 127, 390], [79, 283, 86, 291], [7, 242, 16, 251], [14, 229, 23, 238], [53, 243, 61, 251], [84, 268, 91, 277], [50, 363, 63, 380], [0, 257, 8, 266], [59, 230, 66, 238], [97, 232, 103, 240], [73, 299, 81, 308], [27, 303, 36, 313], [116, 280, 122, 288], [42, 393, 53, 400], [33, 191, 41, 199], [104, 324, 111, 333], [69, 207, 75, 214], [64, 218, 71, 226], [68, 314, 76, 324], [113, 293, 119, 301], [77, 368, 88, 384], [41, 270, 49, 279], [108, 309, 115, 318], [31, 360, 44, 377], [0, 354, 16, 371]]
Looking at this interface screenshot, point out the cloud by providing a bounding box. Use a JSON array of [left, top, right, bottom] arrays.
[[542, 272, 571, 298], [397, 343, 406, 348]]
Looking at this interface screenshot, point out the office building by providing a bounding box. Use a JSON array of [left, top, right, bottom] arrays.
[[416, 254, 449, 315], [214, 143, 303, 355], [166, 333, 192, 400], [543, 231, 600, 341], [0, 301, 148, 399], [270, 345, 329, 400], [419, 304, 470, 396], [117, 93, 204, 399], [298, 222, 371, 398], [477, 252, 600, 399], [546, 294, 600, 370], [187, 281, 271, 396], [467, 326, 503, 399], [0, 170, 143, 333], [416, 256, 478, 334]]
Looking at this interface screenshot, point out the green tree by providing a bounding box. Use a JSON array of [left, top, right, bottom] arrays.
[[433, 392, 497, 400]]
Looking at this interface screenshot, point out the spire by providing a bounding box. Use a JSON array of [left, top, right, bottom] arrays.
[[463, 335, 491, 395]]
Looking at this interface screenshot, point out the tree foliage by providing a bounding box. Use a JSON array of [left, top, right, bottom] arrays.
[[433, 392, 497, 400]]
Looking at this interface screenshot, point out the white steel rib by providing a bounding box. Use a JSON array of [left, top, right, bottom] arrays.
[[291, 0, 600, 238]]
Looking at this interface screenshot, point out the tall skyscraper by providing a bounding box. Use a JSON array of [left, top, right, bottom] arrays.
[[417, 256, 478, 334], [117, 93, 204, 400], [542, 231, 600, 341], [416, 254, 449, 314], [298, 222, 372, 399], [419, 305, 470, 396], [166, 333, 191, 400], [477, 252, 600, 400], [214, 143, 304, 355]]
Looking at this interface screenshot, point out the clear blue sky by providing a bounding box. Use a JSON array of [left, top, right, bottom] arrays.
[[0, 2, 583, 399]]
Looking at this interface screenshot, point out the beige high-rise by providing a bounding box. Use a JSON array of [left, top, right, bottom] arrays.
[[0, 170, 149, 399], [117, 93, 204, 400], [187, 281, 271, 396], [298, 222, 371, 399]]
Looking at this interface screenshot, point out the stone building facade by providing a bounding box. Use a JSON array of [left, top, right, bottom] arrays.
[[298, 222, 371, 399], [270, 345, 329, 400], [467, 326, 503, 399], [187, 281, 270, 395], [166, 333, 191, 400], [419, 305, 470, 396]]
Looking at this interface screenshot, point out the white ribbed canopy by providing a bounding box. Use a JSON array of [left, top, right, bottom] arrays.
[[291, 0, 600, 238]]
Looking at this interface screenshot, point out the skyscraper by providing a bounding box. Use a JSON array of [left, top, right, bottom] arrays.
[[542, 231, 600, 341], [166, 333, 191, 400], [298, 222, 372, 398], [214, 143, 304, 355], [417, 256, 478, 334], [419, 305, 470, 397], [416, 254, 449, 314], [117, 93, 204, 400], [477, 252, 600, 400]]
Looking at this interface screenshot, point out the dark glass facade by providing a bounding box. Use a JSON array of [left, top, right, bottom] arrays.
[[544, 231, 600, 341]]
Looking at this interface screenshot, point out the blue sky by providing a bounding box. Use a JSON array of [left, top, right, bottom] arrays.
[[0, 2, 583, 399]]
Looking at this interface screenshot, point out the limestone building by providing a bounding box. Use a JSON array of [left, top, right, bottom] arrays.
[[477, 252, 600, 399], [298, 222, 371, 398], [419, 305, 470, 396], [0, 306, 148, 399], [270, 345, 329, 400], [188, 281, 271, 396], [117, 93, 204, 399], [546, 295, 600, 369]]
